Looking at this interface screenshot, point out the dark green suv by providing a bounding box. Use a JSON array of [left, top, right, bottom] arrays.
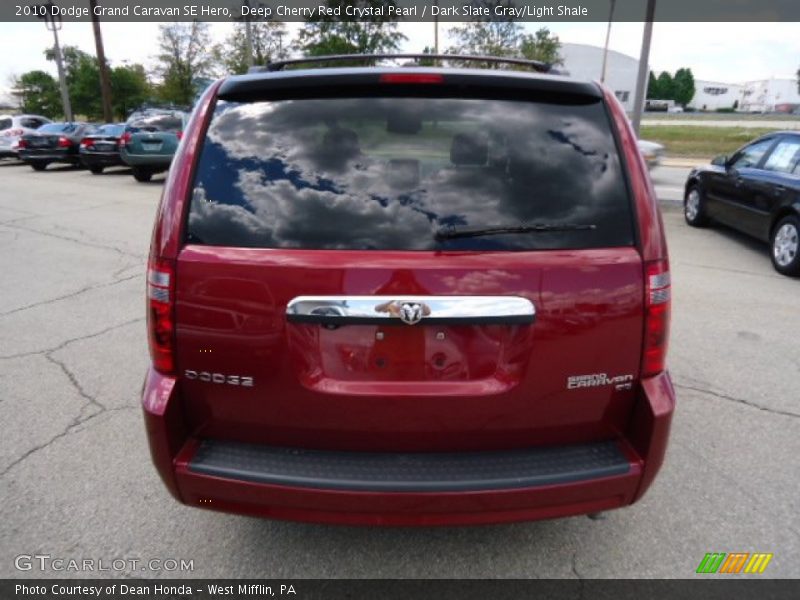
[[120, 110, 187, 182]]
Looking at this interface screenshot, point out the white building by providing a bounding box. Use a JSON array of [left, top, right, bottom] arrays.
[[558, 43, 800, 114], [689, 80, 743, 111], [559, 43, 639, 112], [739, 78, 800, 113]]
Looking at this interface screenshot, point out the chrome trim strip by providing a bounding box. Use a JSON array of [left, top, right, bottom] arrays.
[[286, 296, 535, 326]]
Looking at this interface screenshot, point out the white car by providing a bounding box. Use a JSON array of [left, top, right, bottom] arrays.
[[637, 139, 665, 170], [0, 114, 52, 158]]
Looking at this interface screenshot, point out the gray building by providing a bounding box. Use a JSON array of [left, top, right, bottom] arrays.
[[559, 43, 639, 112]]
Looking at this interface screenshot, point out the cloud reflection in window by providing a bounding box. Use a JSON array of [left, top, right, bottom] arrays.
[[188, 97, 633, 250]]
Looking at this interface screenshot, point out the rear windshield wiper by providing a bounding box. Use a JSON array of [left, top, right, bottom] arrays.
[[434, 223, 597, 241]]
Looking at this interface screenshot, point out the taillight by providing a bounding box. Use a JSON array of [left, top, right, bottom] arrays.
[[17, 138, 27, 149], [379, 73, 444, 84], [80, 138, 94, 148], [176, 131, 183, 141], [57, 136, 72, 148], [119, 131, 132, 147], [147, 258, 176, 374], [642, 259, 671, 378]]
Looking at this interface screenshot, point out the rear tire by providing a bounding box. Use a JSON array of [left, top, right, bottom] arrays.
[[132, 167, 152, 182], [684, 185, 709, 227], [89, 166, 104, 175], [770, 215, 800, 276], [30, 161, 48, 171]]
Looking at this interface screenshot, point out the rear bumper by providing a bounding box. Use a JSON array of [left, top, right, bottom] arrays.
[[120, 152, 173, 168], [19, 150, 79, 164], [80, 151, 123, 167], [142, 369, 675, 525]]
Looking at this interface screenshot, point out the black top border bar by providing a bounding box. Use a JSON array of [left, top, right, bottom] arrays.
[[6, 0, 800, 22]]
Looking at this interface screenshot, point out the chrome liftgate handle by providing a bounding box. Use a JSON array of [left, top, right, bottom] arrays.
[[286, 296, 535, 326]]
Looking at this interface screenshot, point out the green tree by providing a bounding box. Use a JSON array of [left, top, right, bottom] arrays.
[[295, 1, 406, 59], [448, 21, 522, 59], [45, 46, 103, 119], [110, 64, 151, 119], [673, 67, 696, 107], [418, 46, 436, 66], [654, 71, 674, 100], [647, 71, 659, 99], [214, 21, 289, 75], [518, 27, 563, 66], [155, 21, 215, 105], [12, 71, 62, 118], [447, 0, 524, 67]]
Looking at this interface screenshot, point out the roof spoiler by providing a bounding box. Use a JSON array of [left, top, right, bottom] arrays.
[[250, 54, 555, 74]]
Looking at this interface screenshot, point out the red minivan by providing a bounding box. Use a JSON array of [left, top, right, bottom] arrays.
[[142, 56, 675, 526]]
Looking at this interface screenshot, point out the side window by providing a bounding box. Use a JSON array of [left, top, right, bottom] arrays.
[[762, 139, 800, 175], [20, 118, 42, 128], [730, 138, 775, 169]]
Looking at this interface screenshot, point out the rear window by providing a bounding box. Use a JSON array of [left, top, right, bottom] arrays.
[[0, 118, 12, 130], [38, 123, 76, 134], [188, 96, 633, 251], [93, 124, 125, 136], [129, 115, 183, 132]]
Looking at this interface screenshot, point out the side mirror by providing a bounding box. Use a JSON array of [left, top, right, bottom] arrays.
[[711, 154, 728, 167]]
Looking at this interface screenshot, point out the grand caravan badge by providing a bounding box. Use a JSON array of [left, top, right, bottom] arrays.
[[567, 373, 634, 391]]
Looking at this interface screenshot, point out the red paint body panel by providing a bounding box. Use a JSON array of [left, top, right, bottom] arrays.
[[141, 365, 671, 525], [141, 72, 676, 524], [601, 85, 669, 263], [174, 245, 645, 451]]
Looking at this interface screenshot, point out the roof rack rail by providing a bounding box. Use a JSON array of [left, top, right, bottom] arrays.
[[253, 53, 553, 74]]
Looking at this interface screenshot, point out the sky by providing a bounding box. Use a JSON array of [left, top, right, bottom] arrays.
[[0, 20, 798, 99]]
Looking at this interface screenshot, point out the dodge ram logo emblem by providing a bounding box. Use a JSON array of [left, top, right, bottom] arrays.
[[374, 300, 431, 325], [398, 302, 424, 325]]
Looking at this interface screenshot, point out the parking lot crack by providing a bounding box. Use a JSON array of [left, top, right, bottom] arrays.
[[0, 317, 143, 360], [0, 200, 129, 226], [0, 405, 137, 479], [674, 381, 800, 419], [45, 352, 106, 414], [0, 274, 140, 318], [571, 552, 586, 599], [3, 221, 141, 258]]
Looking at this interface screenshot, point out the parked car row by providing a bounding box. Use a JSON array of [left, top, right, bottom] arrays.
[[1, 108, 188, 183]]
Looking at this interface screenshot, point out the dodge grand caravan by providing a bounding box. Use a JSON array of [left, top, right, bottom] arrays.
[[142, 56, 675, 525]]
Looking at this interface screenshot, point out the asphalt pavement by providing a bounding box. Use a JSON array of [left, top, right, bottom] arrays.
[[1, 162, 798, 578]]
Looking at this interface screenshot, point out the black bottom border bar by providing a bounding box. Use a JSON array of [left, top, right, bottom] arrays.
[[3, 579, 799, 600]]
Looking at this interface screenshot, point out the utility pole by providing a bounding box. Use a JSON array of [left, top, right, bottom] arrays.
[[276, 30, 285, 59], [89, 0, 113, 122], [600, 0, 616, 83], [37, 1, 72, 121], [434, 1, 439, 54], [243, 0, 254, 68], [631, 0, 656, 135]]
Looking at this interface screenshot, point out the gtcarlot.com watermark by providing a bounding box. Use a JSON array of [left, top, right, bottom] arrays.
[[14, 554, 194, 573]]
